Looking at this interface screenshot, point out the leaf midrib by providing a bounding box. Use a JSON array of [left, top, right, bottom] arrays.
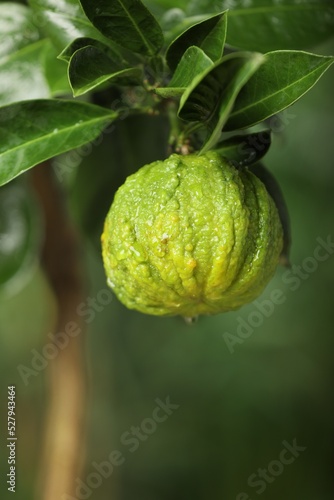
[[0, 113, 115, 159], [114, 0, 155, 55], [72, 67, 140, 95], [229, 58, 334, 120], [202, 57, 263, 152]]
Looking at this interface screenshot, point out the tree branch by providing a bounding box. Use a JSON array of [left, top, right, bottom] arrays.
[[31, 163, 87, 500]]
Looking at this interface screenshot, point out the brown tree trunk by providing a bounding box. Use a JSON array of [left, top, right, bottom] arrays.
[[32, 163, 87, 500]]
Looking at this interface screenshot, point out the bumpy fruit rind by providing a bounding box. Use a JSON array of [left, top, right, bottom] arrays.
[[102, 152, 283, 317]]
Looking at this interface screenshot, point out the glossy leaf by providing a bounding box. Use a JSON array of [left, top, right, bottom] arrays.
[[79, 0, 164, 56], [250, 163, 291, 267], [0, 40, 50, 106], [58, 36, 123, 64], [226, 51, 334, 131], [0, 39, 71, 106], [29, 0, 108, 50], [187, 0, 334, 52], [164, 14, 210, 46], [43, 41, 72, 96], [156, 46, 213, 98], [166, 10, 227, 70], [0, 3, 40, 59], [214, 131, 271, 166], [179, 52, 265, 153], [69, 46, 143, 96], [0, 181, 42, 293], [0, 100, 117, 186]]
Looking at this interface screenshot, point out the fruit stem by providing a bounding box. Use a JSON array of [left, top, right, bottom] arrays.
[[166, 100, 182, 153], [183, 316, 199, 325]]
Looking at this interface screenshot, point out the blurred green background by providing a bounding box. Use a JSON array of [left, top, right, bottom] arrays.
[[1, 29, 334, 500]]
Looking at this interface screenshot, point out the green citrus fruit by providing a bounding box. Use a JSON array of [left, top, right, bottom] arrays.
[[101, 152, 283, 317]]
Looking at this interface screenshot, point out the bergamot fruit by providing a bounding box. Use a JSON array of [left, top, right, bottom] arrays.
[[101, 151, 283, 317]]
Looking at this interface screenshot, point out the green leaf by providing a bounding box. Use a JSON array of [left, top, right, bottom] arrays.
[[43, 42, 72, 96], [187, 0, 334, 52], [79, 0, 164, 56], [0, 40, 50, 106], [0, 181, 42, 293], [58, 37, 124, 64], [68, 46, 143, 96], [227, 0, 334, 52], [0, 39, 71, 106], [156, 46, 213, 98], [225, 50, 334, 131], [166, 10, 227, 70], [0, 100, 117, 186], [179, 52, 265, 153], [29, 0, 108, 50], [163, 14, 210, 45], [214, 131, 271, 166], [0, 3, 40, 59]]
